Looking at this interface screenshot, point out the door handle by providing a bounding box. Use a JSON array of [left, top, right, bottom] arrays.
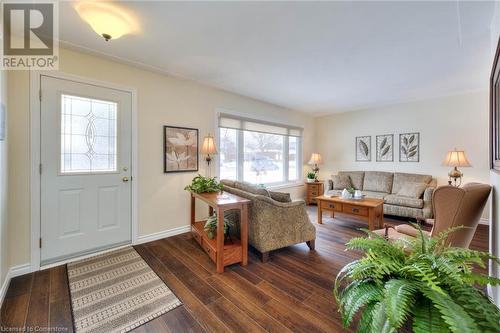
[[122, 176, 129, 182]]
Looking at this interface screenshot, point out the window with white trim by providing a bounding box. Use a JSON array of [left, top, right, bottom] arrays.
[[218, 113, 302, 186]]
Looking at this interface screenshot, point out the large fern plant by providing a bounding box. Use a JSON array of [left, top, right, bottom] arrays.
[[334, 226, 500, 333]]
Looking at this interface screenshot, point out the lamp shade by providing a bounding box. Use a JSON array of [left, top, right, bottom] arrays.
[[201, 135, 217, 155], [308, 153, 322, 165], [442, 150, 471, 167]]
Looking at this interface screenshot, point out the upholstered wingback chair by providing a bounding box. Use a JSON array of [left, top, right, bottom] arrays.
[[375, 183, 491, 248], [220, 180, 316, 262]]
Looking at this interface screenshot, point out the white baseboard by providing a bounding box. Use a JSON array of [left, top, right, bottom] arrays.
[[0, 263, 32, 307], [480, 218, 490, 226], [135, 225, 191, 245], [10, 263, 31, 277]]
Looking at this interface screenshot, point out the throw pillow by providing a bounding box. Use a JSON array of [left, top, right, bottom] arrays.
[[397, 182, 428, 198], [235, 181, 270, 197], [332, 174, 352, 190], [339, 171, 364, 190], [269, 191, 292, 203]]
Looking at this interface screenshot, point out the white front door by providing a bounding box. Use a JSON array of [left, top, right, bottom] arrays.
[[40, 75, 132, 264]]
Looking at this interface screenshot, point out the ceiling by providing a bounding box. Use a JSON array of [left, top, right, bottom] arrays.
[[59, 1, 496, 114]]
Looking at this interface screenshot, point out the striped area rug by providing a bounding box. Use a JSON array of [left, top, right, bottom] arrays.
[[67, 247, 182, 333]]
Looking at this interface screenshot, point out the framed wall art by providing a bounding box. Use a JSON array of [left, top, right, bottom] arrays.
[[376, 134, 393, 162], [355, 136, 371, 162], [163, 126, 199, 173], [399, 132, 420, 162]]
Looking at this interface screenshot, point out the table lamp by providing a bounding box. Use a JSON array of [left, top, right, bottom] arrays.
[[442, 149, 471, 187], [201, 134, 217, 177], [308, 153, 322, 181]]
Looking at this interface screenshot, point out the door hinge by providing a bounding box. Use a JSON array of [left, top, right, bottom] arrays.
[[39, 163, 42, 174], [39, 238, 42, 248], [39, 89, 42, 101]]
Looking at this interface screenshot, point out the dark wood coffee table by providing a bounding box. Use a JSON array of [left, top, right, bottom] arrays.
[[315, 195, 384, 230]]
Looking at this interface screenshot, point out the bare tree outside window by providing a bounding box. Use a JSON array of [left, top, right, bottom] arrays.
[[218, 127, 300, 185]]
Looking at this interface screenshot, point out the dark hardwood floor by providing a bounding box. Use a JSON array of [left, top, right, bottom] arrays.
[[0, 208, 489, 333]]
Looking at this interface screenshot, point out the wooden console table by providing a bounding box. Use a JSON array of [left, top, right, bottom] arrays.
[[190, 191, 250, 273]]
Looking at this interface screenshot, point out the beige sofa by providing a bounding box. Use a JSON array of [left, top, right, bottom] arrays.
[[325, 171, 437, 219], [221, 180, 316, 262]]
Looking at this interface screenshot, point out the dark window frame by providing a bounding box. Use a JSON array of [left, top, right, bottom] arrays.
[[491, 36, 500, 172]]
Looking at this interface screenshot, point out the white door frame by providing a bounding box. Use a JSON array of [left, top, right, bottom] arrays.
[[30, 70, 139, 271]]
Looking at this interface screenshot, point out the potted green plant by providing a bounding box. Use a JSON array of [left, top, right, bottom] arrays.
[[346, 186, 356, 196], [184, 174, 223, 193], [204, 212, 233, 241], [307, 172, 316, 183], [334, 226, 500, 333]]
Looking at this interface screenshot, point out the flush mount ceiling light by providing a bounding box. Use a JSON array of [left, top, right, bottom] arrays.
[[74, 1, 139, 41]]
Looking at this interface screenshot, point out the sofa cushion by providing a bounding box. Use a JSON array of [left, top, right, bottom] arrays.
[[392, 172, 432, 194], [361, 191, 387, 200], [332, 174, 352, 190], [234, 181, 270, 197], [363, 171, 393, 193], [397, 182, 427, 198], [338, 171, 365, 190], [384, 194, 424, 209]]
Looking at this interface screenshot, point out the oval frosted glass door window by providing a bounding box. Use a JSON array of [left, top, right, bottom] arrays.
[[60, 94, 118, 173]]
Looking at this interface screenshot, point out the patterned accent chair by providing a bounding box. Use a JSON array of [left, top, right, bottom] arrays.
[[374, 183, 491, 248], [221, 180, 316, 262]]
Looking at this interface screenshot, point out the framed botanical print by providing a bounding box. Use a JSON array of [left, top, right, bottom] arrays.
[[356, 136, 371, 161], [399, 132, 420, 162], [163, 126, 199, 173], [376, 134, 393, 162]]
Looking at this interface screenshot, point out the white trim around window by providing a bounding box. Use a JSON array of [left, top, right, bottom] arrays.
[[216, 110, 303, 187]]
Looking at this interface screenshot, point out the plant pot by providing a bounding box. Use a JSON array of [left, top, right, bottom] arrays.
[[307, 178, 315, 183]]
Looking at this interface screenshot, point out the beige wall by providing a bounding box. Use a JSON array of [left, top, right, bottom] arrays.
[[7, 48, 315, 267], [0, 70, 8, 289], [315, 91, 490, 215]]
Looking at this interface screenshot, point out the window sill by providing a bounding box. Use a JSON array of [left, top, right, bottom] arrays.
[[266, 181, 304, 191]]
